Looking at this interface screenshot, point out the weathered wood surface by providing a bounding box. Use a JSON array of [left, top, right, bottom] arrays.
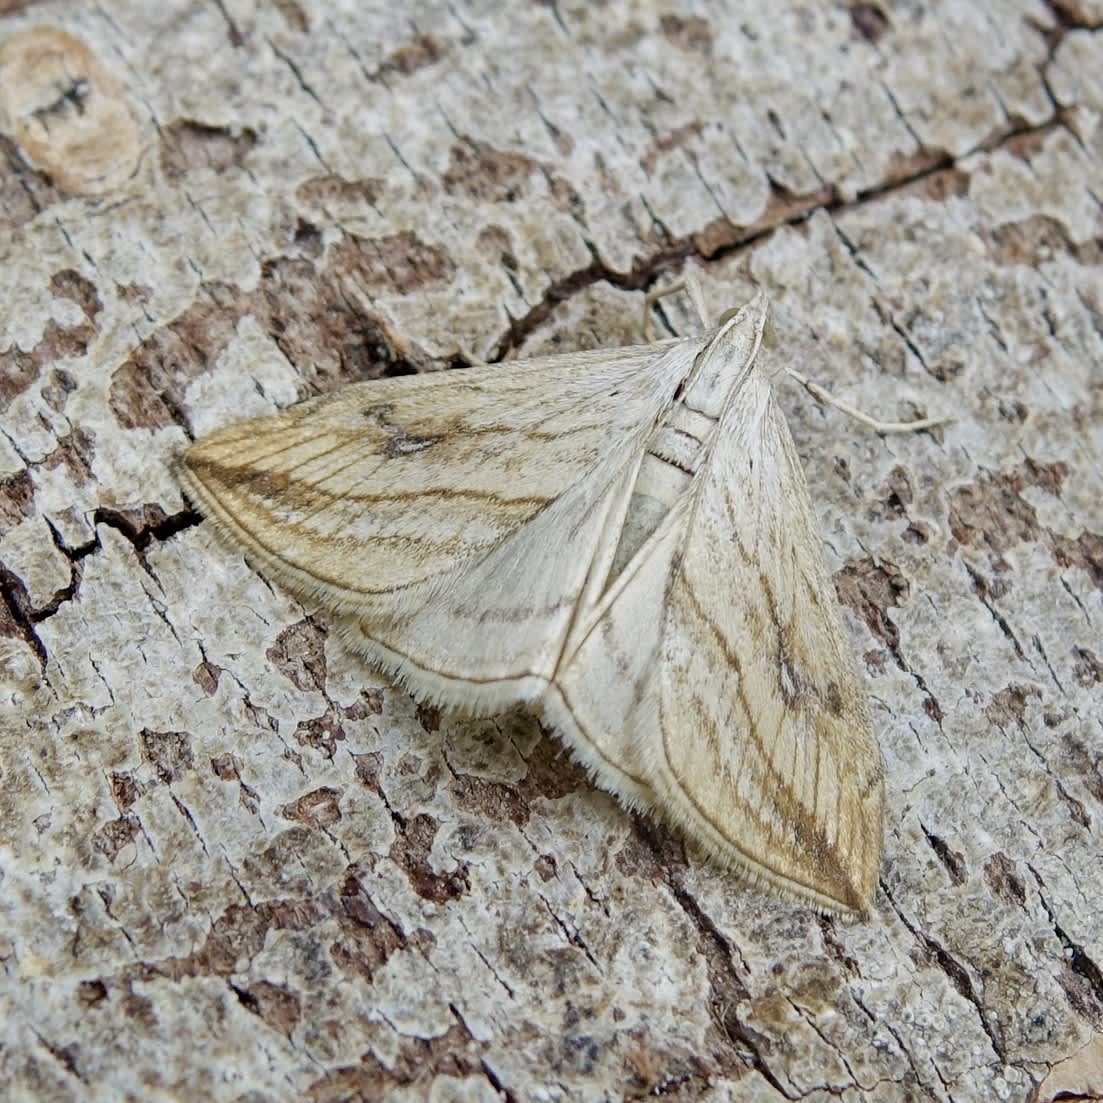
[[1, 2, 1101, 1100]]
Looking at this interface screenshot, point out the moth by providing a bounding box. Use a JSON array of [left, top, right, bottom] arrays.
[[181, 278, 944, 914]]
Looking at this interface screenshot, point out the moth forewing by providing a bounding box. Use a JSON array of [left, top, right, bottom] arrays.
[[182, 341, 685, 622], [639, 354, 884, 913]]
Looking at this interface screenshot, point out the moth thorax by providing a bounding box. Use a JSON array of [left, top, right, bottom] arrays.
[[606, 442, 695, 584]]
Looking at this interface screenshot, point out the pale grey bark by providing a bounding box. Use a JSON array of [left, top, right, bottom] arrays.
[[1, 2, 1101, 1101]]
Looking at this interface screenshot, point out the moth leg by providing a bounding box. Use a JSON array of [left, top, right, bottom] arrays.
[[642, 280, 685, 342], [453, 341, 488, 368], [683, 274, 712, 330], [641, 274, 713, 341], [785, 368, 956, 433], [644, 275, 719, 339]]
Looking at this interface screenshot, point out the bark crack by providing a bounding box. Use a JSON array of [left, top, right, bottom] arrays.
[[491, 110, 1066, 358], [2, 507, 203, 653], [883, 885, 1008, 1064]]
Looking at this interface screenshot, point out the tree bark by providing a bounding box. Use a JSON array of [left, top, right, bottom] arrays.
[[1, 3, 1101, 1101]]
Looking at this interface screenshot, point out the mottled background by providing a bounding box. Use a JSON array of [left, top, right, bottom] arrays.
[[1, 2, 1101, 1100]]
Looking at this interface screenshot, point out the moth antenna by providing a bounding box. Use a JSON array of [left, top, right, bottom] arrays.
[[786, 367, 955, 434], [643, 276, 720, 340], [682, 272, 711, 330], [641, 279, 684, 342]]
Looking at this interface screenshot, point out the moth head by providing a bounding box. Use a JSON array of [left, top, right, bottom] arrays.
[[708, 290, 774, 381], [715, 290, 771, 343]]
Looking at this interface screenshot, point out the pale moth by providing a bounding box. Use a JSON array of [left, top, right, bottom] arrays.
[[181, 277, 946, 915]]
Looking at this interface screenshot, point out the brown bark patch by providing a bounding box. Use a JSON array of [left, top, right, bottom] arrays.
[[267, 617, 328, 693], [296, 174, 383, 209], [966, 564, 1012, 607], [286, 697, 376, 757], [232, 980, 301, 1036], [169, 900, 324, 977], [948, 458, 1103, 595], [1072, 646, 1103, 687], [278, 786, 343, 828], [111, 252, 433, 431], [119, 983, 157, 1029], [159, 120, 258, 181], [330, 230, 456, 294], [273, 0, 310, 32], [659, 14, 713, 54], [881, 148, 957, 192], [389, 813, 469, 903], [0, 561, 37, 659], [294, 703, 348, 758], [0, 270, 100, 412], [615, 817, 686, 880], [209, 754, 239, 782], [548, 172, 585, 218], [917, 168, 971, 201], [341, 694, 381, 722], [110, 288, 249, 430], [834, 558, 909, 650], [983, 852, 1026, 906], [450, 773, 530, 827], [1047, 0, 1103, 26], [41, 367, 79, 413], [1055, 951, 1103, 1033], [519, 727, 594, 802], [848, 3, 890, 43], [986, 683, 1041, 729], [193, 660, 222, 696], [43, 427, 96, 485], [947, 459, 1067, 555], [622, 1035, 705, 1094], [140, 729, 195, 784], [923, 828, 968, 885], [76, 979, 109, 1008], [352, 751, 385, 797], [52, 269, 102, 320], [1051, 530, 1103, 591], [117, 282, 153, 306], [1062, 735, 1103, 807], [640, 121, 704, 174], [533, 854, 558, 881], [92, 814, 141, 861], [109, 771, 146, 810], [415, 701, 441, 732], [210, 753, 260, 814], [442, 138, 540, 203], [692, 182, 840, 257], [476, 224, 519, 270], [1022, 457, 1067, 495], [984, 215, 1101, 268], [331, 874, 406, 984], [0, 133, 64, 232], [1002, 126, 1056, 164], [0, 469, 34, 530], [867, 464, 914, 522], [304, 1023, 483, 1101], [373, 33, 447, 80], [1, 349, 44, 412]]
